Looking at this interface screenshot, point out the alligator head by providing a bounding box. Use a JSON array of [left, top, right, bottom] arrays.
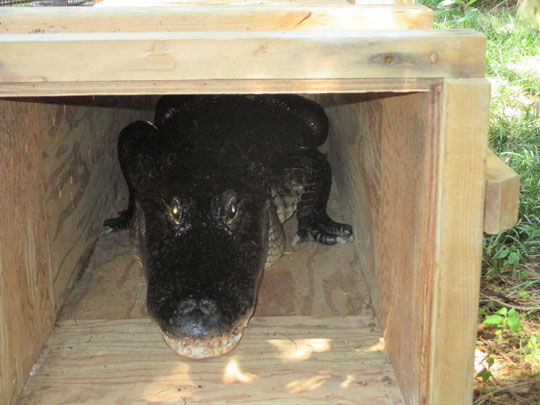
[[134, 175, 270, 359]]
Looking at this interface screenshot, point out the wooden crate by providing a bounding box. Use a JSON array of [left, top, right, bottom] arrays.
[[0, 1, 519, 404]]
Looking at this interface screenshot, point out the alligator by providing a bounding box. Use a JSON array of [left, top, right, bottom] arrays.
[[104, 95, 353, 359]]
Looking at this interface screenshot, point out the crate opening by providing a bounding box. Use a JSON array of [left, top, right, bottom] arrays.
[[4, 90, 437, 404]]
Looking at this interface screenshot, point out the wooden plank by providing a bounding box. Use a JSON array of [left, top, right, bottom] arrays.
[[377, 90, 437, 405], [37, 98, 153, 309], [428, 79, 489, 404], [0, 30, 486, 87], [0, 5, 433, 33], [59, 193, 371, 320], [0, 100, 56, 405], [484, 149, 520, 234], [0, 78, 438, 97], [0, 97, 154, 404], [19, 317, 404, 404], [94, 0, 409, 6], [330, 82, 488, 404]]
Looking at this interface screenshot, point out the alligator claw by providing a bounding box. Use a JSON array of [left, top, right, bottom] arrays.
[[293, 219, 354, 246], [101, 226, 115, 236]]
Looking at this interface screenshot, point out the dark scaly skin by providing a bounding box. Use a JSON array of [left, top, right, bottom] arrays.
[[104, 95, 353, 359]]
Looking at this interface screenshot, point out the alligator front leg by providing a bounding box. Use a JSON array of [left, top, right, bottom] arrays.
[[272, 149, 354, 246], [104, 120, 159, 233]]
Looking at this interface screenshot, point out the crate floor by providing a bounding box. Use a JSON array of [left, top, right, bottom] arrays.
[[22, 196, 403, 403], [19, 316, 403, 404]]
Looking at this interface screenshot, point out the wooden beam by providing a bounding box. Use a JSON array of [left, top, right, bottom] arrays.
[[0, 5, 433, 33], [19, 317, 404, 403], [428, 78, 489, 404], [0, 30, 486, 94], [0, 99, 56, 405], [484, 149, 520, 234], [0, 78, 438, 97]]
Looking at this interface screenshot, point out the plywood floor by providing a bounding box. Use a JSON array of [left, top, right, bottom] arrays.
[[20, 198, 404, 404]]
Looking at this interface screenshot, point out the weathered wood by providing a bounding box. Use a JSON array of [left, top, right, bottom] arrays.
[[0, 97, 153, 405], [319, 91, 436, 403], [428, 79, 489, 404], [0, 5, 433, 33], [319, 84, 488, 404], [19, 317, 404, 404], [0, 100, 56, 405], [484, 149, 520, 234], [39, 98, 153, 308], [0, 78, 438, 98], [0, 30, 486, 89]]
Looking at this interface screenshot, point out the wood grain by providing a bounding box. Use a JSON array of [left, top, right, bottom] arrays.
[[484, 149, 520, 234], [0, 100, 56, 405], [18, 317, 403, 404], [318, 91, 436, 404], [0, 5, 433, 33], [0, 78, 438, 98], [0, 97, 153, 404], [427, 79, 489, 404], [318, 86, 489, 403], [41, 98, 152, 307], [0, 30, 486, 87]]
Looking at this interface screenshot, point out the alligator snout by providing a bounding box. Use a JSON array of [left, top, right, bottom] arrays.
[[169, 298, 222, 338]]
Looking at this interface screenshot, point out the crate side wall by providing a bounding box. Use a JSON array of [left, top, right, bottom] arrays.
[[0, 99, 56, 405], [320, 91, 437, 403], [42, 98, 153, 306], [0, 97, 152, 404]]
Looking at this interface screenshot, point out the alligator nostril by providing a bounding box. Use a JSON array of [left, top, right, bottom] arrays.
[[177, 298, 197, 315], [198, 298, 218, 316]]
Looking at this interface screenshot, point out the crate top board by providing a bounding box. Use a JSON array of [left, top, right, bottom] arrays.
[[0, 1, 486, 96]]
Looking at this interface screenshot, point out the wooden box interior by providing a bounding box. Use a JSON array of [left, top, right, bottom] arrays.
[[0, 84, 487, 404]]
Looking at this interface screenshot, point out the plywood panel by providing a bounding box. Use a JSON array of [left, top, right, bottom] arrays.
[[19, 317, 403, 404], [319, 91, 440, 404], [0, 5, 433, 33], [0, 97, 154, 405], [41, 98, 153, 307], [0, 100, 56, 405], [378, 91, 435, 404]]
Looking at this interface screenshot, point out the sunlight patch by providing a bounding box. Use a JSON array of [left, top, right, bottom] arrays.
[[223, 358, 257, 384], [267, 338, 331, 361]]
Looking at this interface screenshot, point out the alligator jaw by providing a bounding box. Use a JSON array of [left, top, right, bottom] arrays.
[[161, 318, 250, 359]]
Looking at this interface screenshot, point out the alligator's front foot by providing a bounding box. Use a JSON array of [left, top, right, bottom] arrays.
[[292, 215, 354, 246], [103, 210, 131, 234]]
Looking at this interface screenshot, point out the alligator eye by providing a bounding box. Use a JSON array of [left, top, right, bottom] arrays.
[[223, 190, 239, 224], [169, 197, 183, 224], [226, 199, 238, 222]]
